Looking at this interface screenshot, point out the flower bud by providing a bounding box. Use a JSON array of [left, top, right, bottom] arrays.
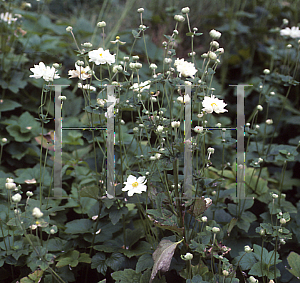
[[223, 270, 229, 276], [97, 21, 106, 28], [32, 207, 43, 218], [210, 41, 219, 48], [280, 238, 286, 245], [249, 276, 258, 283], [6, 182, 16, 190], [208, 51, 217, 60], [174, 15, 185, 22], [137, 8, 144, 13], [149, 63, 157, 70], [171, 121, 180, 128], [266, 119, 273, 125], [207, 147, 215, 154], [58, 96, 67, 100], [66, 26, 73, 32], [52, 63, 60, 69], [257, 105, 263, 111], [259, 229, 266, 236], [26, 191, 33, 197], [156, 125, 164, 133], [181, 7, 190, 14], [280, 218, 286, 224], [201, 216, 208, 222], [82, 42, 92, 48], [164, 58, 172, 64], [263, 69, 270, 75], [216, 48, 224, 54], [12, 193, 22, 203], [181, 252, 193, 260], [282, 19, 289, 25], [244, 245, 253, 253], [209, 29, 221, 39], [212, 227, 220, 233], [132, 55, 139, 61], [1, 138, 7, 143]]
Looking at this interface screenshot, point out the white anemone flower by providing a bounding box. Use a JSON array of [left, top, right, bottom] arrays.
[[280, 26, 300, 38], [174, 58, 197, 78], [202, 95, 228, 114], [88, 48, 115, 65], [30, 62, 60, 82], [122, 175, 147, 196], [0, 12, 18, 24], [130, 80, 151, 92], [68, 63, 93, 80]]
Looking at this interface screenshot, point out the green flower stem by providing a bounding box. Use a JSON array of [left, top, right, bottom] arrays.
[[173, 159, 183, 228], [229, 252, 248, 283], [85, 201, 103, 283], [278, 161, 287, 207], [261, 238, 265, 283], [0, 144, 3, 165], [187, 259, 192, 280]]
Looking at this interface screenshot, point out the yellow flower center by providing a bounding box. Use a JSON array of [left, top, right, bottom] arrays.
[[99, 53, 103, 57], [116, 36, 120, 40], [35, 221, 40, 225], [211, 102, 217, 107], [132, 182, 139, 187], [81, 70, 85, 74]]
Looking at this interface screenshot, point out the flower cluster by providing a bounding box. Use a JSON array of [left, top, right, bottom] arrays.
[[30, 62, 60, 82], [280, 26, 300, 38], [130, 80, 151, 92], [88, 47, 115, 65], [68, 63, 92, 80], [202, 95, 228, 114], [174, 58, 197, 78]]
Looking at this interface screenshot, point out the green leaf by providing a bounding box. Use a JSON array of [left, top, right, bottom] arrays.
[[56, 250, 80, 268], [253, 244, 281, 265], [78, 253, 91, 263], [8, 71, 27, 93], [46, 238, 64, 252], [80, 186, 99, 200], [106, 252, 127, 271], [0, 99, 22, 112], [20, 269, 44, 283], [233, 252, 257, 270], [111, 269, 141, 283], [65, 219, 93, 234], [136, 254, 153, 273], [91, 252, 107, 275], [109, 206, 128, 225], [121, 241, 152, 258], [150, 239, 183, 282], [286, 252, 300, 280], [187, 275, 209, 283]]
